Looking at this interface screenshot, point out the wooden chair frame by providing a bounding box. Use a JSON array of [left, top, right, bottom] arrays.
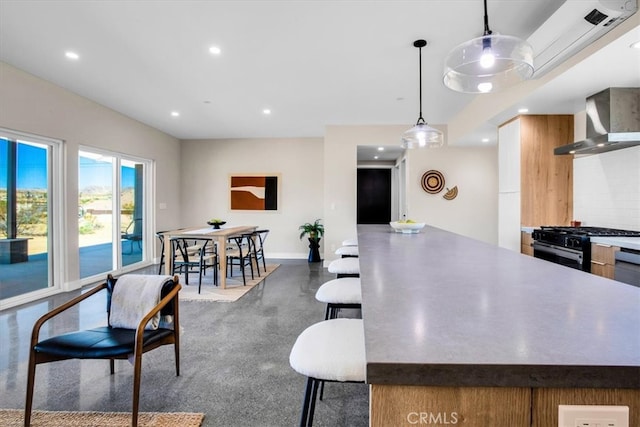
[[24, 275, 181, 427]]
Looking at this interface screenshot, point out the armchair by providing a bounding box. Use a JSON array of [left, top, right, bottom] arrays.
[[24, 274, 181, 427]]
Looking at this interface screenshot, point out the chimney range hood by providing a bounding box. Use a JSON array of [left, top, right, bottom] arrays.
[[555, 87, 640, 155]]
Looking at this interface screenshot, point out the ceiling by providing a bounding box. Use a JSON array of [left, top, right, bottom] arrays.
[[1, 0, 639, 161]]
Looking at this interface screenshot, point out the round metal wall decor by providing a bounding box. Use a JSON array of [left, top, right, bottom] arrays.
[[421, 170, 445, 194]]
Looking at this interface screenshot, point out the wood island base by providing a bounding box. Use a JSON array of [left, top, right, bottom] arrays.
[[370, 385, 639, 427]]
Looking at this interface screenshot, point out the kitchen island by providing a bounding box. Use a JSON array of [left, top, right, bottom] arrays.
[[358, 224, 640, 427]]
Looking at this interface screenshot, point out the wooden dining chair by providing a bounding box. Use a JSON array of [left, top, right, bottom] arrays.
[[251, 229, 270, 275], [24, 274, 181, 427], [226, 234, 255, 285], [170, 237, 218, 292]]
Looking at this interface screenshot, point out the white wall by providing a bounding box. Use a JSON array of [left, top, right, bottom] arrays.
[[0, 62, 181, 289], [324, 125, 498, 264], [573, 146, 640, 231], [573, 110, 640, 231], [179, 138, 324, 258], [406, 145, 498, 243]]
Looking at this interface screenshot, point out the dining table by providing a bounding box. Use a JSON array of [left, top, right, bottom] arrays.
[[163, 225, 258, 289]]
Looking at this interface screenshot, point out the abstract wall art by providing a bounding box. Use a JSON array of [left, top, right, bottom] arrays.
[[229, 174, 279, 211]]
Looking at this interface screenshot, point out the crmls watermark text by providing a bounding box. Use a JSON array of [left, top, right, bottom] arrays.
[[406, 411, 459, 425]]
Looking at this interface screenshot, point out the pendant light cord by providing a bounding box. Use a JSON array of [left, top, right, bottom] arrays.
[[483, 0, 492, 35], [417, 44, 424, 125], [413, 39, 427, 125]]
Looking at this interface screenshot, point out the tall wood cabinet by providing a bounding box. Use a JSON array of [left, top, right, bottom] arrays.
[[498, 115, 574, 252]]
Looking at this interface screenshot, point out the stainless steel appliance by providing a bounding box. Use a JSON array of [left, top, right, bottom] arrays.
[[554, 87, 640, 155], [531, 226, 640, 272], [615, 248, 640, 287]]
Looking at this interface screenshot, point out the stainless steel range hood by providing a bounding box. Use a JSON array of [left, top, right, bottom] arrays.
[[555, 87, 640, 155]]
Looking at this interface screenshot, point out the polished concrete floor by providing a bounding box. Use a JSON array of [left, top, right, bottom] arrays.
[[0, 260, 368, 426]]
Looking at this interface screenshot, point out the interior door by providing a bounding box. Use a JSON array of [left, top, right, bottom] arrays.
[[357, 168, 391, 224]]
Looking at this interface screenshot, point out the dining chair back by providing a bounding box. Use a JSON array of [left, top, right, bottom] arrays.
[[171, 237, 218, 292], [226, 234, 255, 285], [252, 229, 269, 274]]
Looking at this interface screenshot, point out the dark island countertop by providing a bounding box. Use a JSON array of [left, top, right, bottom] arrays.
[[358, 224, 640, 388]]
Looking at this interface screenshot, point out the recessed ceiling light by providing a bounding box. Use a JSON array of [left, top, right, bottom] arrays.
[[263, 109, 271, 115], [171, 111, 180, 117], [374, 155, 379, 160], [518, 108, 529, 113], [482, 138, 489, 143], [209, 46, 222, 55], [65, 51, 79, 60], [630, 40, 640, 49], [378, 147, 384, 151]]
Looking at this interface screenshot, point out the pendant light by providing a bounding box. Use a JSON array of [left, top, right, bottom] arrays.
[[401, 40, 444, 149], [443, 0, 534, 93]]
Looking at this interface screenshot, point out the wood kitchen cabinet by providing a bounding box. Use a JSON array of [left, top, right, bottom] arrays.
[[591, 243, 619, 279], [498, 115, 574, 252], [521, 232, 533, 256]]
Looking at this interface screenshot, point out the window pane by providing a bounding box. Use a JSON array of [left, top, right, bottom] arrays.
[[121, 160, 143, 265], [1, 138, 52, 299], [78, 151, 114, 278]]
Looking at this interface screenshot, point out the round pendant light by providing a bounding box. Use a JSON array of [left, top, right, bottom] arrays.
[[443, 0, 534, 93], [401, 40, 444, 149]]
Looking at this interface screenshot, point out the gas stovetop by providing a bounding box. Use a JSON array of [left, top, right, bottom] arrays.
[[538, 226, 640, 237]]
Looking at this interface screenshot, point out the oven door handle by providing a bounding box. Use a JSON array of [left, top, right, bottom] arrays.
[[533, 241, 583, 261]]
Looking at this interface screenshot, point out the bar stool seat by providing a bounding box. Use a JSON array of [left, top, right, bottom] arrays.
[[335, 246, 359, 258], [342, 238, 358, 247], [315, 278, 362, 319], [327, 257, 360, 278], [289, 318, 365, 426]]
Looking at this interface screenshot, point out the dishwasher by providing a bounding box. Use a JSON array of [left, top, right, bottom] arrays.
[[614, 248, 640, 287]]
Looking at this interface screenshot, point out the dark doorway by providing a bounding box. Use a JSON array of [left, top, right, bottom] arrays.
[[357, 168, 391, 224]]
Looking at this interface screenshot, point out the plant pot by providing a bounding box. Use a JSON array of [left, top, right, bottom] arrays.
[[307, 237, 322, 263]]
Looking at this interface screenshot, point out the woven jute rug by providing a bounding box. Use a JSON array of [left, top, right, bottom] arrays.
[[0, 409, 204, 426], [178, 264, 279, 302]]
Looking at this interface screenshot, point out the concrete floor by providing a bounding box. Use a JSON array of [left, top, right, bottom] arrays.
[[0, 259, 368, 426]]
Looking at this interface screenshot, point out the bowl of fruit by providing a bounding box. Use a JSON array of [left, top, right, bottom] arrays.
[[389, 219, 426, 234], [207, 219, 226, 229]]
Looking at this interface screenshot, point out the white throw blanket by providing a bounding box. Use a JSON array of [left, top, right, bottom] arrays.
[[109, 274, 174, 330]]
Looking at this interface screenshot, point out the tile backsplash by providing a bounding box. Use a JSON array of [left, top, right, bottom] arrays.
[[573, 146, 640, 231]]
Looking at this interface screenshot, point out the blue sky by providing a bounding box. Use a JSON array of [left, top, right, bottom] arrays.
[[1, 139, 135, 190]]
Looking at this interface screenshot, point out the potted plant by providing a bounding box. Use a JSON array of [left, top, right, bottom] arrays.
[[299, 219, 324, 262]]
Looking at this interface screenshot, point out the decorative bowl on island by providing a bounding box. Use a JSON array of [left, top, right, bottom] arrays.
[[390, 221, 426, 234], [207, 220, 226, 229]]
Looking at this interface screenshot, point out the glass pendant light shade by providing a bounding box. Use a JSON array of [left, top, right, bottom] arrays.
[[401, 122, 444, 149], [443, 34, 534, 93], [401, 39, 444, 149]]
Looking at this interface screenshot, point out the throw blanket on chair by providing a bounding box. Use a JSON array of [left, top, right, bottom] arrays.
[[110, 274, 174, 330]]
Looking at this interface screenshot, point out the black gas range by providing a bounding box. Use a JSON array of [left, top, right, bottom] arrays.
[[531, 226, 640, 272]]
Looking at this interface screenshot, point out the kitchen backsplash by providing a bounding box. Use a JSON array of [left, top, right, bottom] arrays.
[[573, 145, 640, 231]]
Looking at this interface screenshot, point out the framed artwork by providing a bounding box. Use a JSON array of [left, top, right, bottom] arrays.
[[229, 174, 279, 211]]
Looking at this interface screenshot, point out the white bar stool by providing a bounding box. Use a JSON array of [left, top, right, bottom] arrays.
[[341, 238, 358, 246], [315, 278, 362, 319], [327, 257, 360, 278], [289, 318, 366, 426], [335, 245, 359, 258]]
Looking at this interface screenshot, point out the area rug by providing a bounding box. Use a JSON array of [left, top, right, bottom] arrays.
[[0, 409, 204, 426], [178, 264, 279, 302]]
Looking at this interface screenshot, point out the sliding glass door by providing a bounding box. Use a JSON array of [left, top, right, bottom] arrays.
[[79, 149, 148, 281], [1, 130, 61, 303]]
